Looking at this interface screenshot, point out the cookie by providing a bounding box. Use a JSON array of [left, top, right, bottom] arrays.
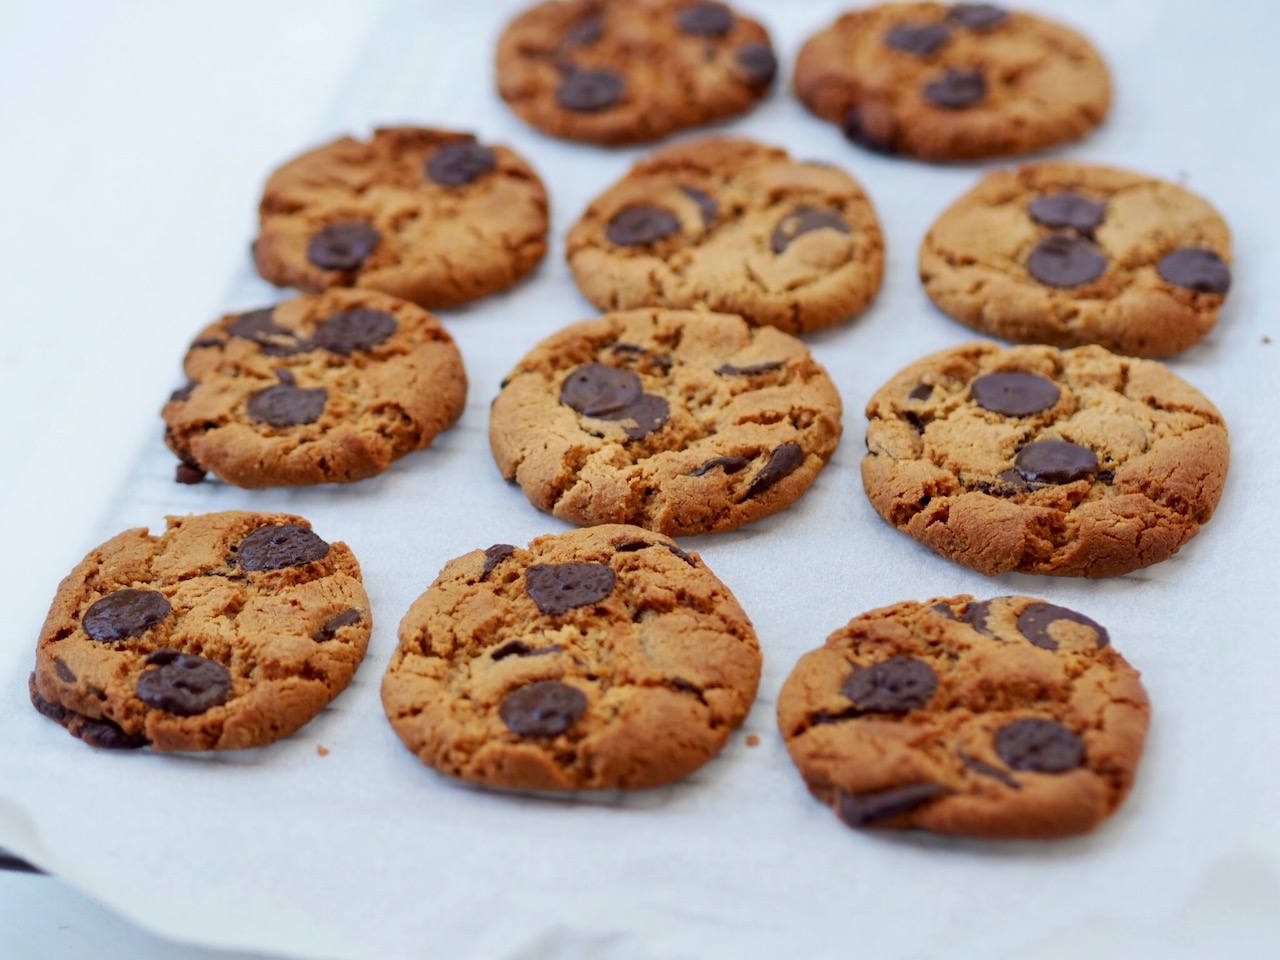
[[861, 342, 1229, 577], [495, 0, 777, 145], [777, 595, 1150, 839], [253, 126, 549, 308], [919, 163, 1234, 357], [381, 525, 761, 790], [162, 289, 467, 488], [794, 3, 1110, 161], [29, 511, 371, 751], [566, 136, 885, 335], [489, 308, 843, 535]]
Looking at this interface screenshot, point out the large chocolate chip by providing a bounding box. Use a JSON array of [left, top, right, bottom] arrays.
[[1014, 440, 1098, 485], [771, 207, 851, 254], [1026, 233, 1108, 287], [246, 383, 327, 427], [744, 443, 805, 499], [237, 523, 331, 572], [971, 371, 1061, 416], [1157, 247, 1231, 294], [885, 22, 950, 56], [311, 308, 397, 355], [500, 680, 587, 737], [908, 382, 933, 401], [526, 562, 617, 616], [607, 206, 681, 247], [923, 67, 986, 109], [841, 105, 896, 154], [425, 141, 496, 187], [563, 15, 603, 47], [556, 68, 625, 112], [83, 590, 171, 643], [307, 221, 381, 272], [314, 609, 362, 642], [136, 654, 231, 717], [681, 185, 718, 226], [677, 2, 734, 37], [948, 4, 1009, 30], [734, 42, 777, 86], [617, 393, 669, 440], [836, 783, 950, 827], [560, 363, 644, 417], [1028, 193, 1107, 234], [686, 455, 750, 477], [482, 544, 517, 581], [963, 599, 996, 635], [716, 360, 784, 376], [228, 308, 303, 356], [1016, 602, 1109, 650], [843, 656, 938, 713], [994, 718, 1085, 773]]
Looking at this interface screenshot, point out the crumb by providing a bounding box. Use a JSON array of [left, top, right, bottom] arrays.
[[317, 745, 330, 757], [746, 734, 760, 747], [1264, 336, 1272, 344]]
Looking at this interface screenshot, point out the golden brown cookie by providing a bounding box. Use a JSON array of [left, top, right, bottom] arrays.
[[381, 525, 761, 790], [489, 308, 843, 535], [566, 136, 885, 335], [253, 126, 549, 308], [861, 342, 1229, 577], [794, 3, 1110, 161], [920, 163, 1234, 357], [496, 0, 777, 145], [162, 289, 467, 488], [30, 512, 371, 751], [777, 595, 1150, 839]]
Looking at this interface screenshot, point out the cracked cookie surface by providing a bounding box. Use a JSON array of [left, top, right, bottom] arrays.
[[861, 342, 1229, 577], [567, 137, 885, 334], [30, 511, 371, 751], [920, 163, 1233, 357], [777, 595, 1150, 839], [162, 289, 467, 488], [794, 2, 1110, 161], [489, 308, 843, 535], [381, 525, 761, 790], [496, 0, 776, 145], [253, 126, 548, 308]]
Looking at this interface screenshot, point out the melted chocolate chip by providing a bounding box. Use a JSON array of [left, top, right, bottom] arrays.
[[734, 42, 777, 86], [54, 658, 76, 683], [843, 656, 938, 713], [836, 783, 950, 827], [227, 308, 303, 357], [908, 382, 933, 401], [994, 718, 1085, 773], [1157, 247, 1231, 294], [563, 15, 603, 47], [948, 3, 1009, 30], [905, 411, 927, 434], [136, 654, 231, 717], [145, 649, 181, 666], [972, 469, 1031, 497], [425, 141, 497, 186], [314, 609, 362, 642], [680, 185, 718, 225], [959, 751, 1020, 789], [237, 523, 331, 572], [677, 2, 734, 37], [885, 22, 950, 56], [606, 206, 681, 246], [500, 680, 586, 737], [716, 361, 784, 376], [609, 342, 673, 372], [1028, 193, 1107, 234], [482, 544, 517, 581], [923, 67, 986, 109], [743, 443, 804, 499], [1014, 440, 1097, 485], [1016, 602, 1109, 650], [962, 599, 996, 635], [561, 363, 643, 417], [311, 308, 398, 355], [771, 207, 851, 254], [971, 371, 1061, 416], [246, 383, 327, 427], [1027, 233, 1108, 287], [83, 590, 172, 643], [491, 640, 562, 661], [525, 562, 617, 616], [621, 394, 670, 439], [556, 68, 626, 112], [169, 379, 199, 403], [29, 683, 146, 749], [842, 105, 897, 154], [307, 221, 381, 271], [176, 464, 206, 484], [687, 455, 750, 477], [665, 543, 696, 566], [931, 602, 958, 620]]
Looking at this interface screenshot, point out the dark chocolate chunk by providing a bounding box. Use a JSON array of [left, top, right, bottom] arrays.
[[526, 562, 617, 616], [1026, 233, 1108, 287], [716, 360, 784, 376], [30, 680, 147, 749], [307, 221, 381, 271], [1156, 247, 1231, 294], [971, 371, 1060, 416], [948, 4, 1009, 30], [687, 455, 750, 477], [491, 640, 562, 661], [54, 658, 77, 683], [609, 342, 673, 372], [618, 393, 670, 439], [905, 411, 926, 434], [1016, 602, 1109, 650], [959, 751, 1020, 789], [836, 782, 950, 828], [563, 15, 603, 47], [962, 599, 996, 635], [314, 609, 362, 642], [680, 185, 719, 226], [237, 523, 330, 572], [994, 718, 1085, 773], [1028, 193, 1107, 234], [500, 680, 587, 738], [841, 105, 897, 154], [1097, 470, 1115, 484], [931, 602, 958, 620], [556, 68, 626, 112], [83, 589, 172, 643], [145, 649, 181, 666], [606, 206, 681, 246], [560, 363, 643, 417], [677, 2, 734, 37], [482, 544, 517, 581], [135, 654, 231, 717], [425, 141, 497, 187], [771, 207, 851, 254], [843, 656, 938, 713], [734, 42, 777, 86], [246, 383, 327, 427], [743, 443, 804, 499], [885, 22, 950, 56], [169, 379, 199, 403], [227, 308, 303, 357], [665, 543, 696, 566], [311, 308, 398, 355], [1014, 440, 1097, 485], [923, 67, 986, 109], [908, 382, 933, 401], [175, 464, 207, 485]]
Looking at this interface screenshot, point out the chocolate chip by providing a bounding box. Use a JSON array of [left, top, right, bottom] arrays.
[[905, 411, 926, 434], [972, 469, 1031, 497], [563, 15, 603, 47], [482, 544, 517, 581], [948, 4, 1009, 30], [677, 2, 734, 37], [174, 464, 206, 486], [169, 379, 199, 404], [136, 654, 231, 717], [83, 589, 171, 643], [923, 67, 986, 109], [145, 649, 181, 666], [425, 141, 496, 186], [1157, 247, 1231, 294], [1026, 233, 1108, 287], [491, 640, 562, 661], [836, 783, 950, 828], [311, 308, 397, 355], [618, 393, 670, 439], [959, 751, 1020, 789], [1028, 193, 1107, 233], [843, 656, 938, 713], [314, 609, 362, 642], [556, 68, 625, 112], [771, 207, 851, 254], [1016, 602, 1109, 650], [606, 206, 681, 246], [307, 221, 380, 272], [716, 361, 784, 376], [908, 382, 933, 401], [246, 383, 327, 427], [526, 562, 617, 616], [30, 680, 147, 750], [962, 599, 996, 635], [1097, 469, 1115, 484], [931, 602, 958, 620], [237, 523, 330, 572], [680, 185, 718, 226], [227, 308, 303, 356], [687, 455, 750, 477], [885, 22, 950, 56], [994, 718, 1085, 773], [1014, 440, 1097, 485], [971, 371, 1061, 416], [561, 363, 643, 417], [54, 658, 76, 683], [609, 342, 673, 372], [665, 543, 696, 566], [841, 105, 897, 154], [743, 443, 804, 499], [734, 42, 777, 86], [500, 680, 586, 737]]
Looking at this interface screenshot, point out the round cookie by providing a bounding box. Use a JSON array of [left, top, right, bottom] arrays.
[[489, 308, 843, 535], [794, 3, 1110, 162], [29, 511, 371, 752], [861, 342, 1229, 577], [566, 136, 885, 335], [253, 126, 549, 308], [381, 525, 761, 790], [777, 595, 1150, 839], [162, 289, 467, 488], [496, 0, 777, 145], [920, 163, 1234, 357]]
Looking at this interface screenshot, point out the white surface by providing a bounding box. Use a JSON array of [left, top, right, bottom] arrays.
[[1, 1, 1278, 958]]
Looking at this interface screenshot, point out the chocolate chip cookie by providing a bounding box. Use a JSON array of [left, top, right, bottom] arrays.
[[920, 163, 1234, 357], [862, 342, 1229, 577], [30, 512, 371, 751], [777, 595, 1150, 839], [381, 525, 761, 790], [794, 3, 1110, 161], [489, 308, 843, 535], [496, 0, 777, 145], [566, 136, 885, 334], [162, 289, 467, 488], [253, 126, 549, 308]]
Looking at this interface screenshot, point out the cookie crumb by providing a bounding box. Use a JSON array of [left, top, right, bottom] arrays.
[[316, 745, 330, 757], [1264, 336, 1272, 344], [746, 734, 760, 747]]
